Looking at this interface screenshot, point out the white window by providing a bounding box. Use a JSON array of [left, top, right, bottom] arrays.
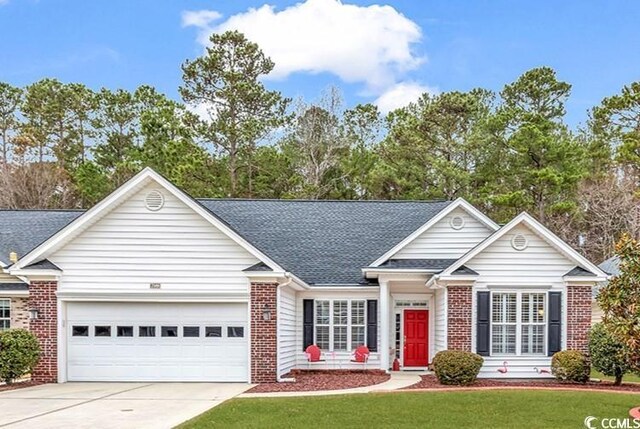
[[315, 300, 367, 351], [491, 292, 546, 356], [0, 299, 10, 330]]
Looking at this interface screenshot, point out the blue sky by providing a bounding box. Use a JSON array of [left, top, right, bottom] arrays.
[[1, 0, 639, 127]]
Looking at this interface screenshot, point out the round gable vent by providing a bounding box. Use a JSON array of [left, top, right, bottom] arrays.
[[145, 190, 164, 211], [511, 233, 528, 251], [450, 215, 465, 230]]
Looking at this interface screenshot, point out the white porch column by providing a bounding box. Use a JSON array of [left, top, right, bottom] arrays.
[[379, 278, 390, 371]]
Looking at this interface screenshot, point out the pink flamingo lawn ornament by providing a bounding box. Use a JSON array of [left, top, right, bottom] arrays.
[[497, 361, 508, 374], [533, 367, 551, 374]]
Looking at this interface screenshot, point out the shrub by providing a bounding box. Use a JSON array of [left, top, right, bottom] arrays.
[[589, 323, 631, 386], [431, 350, 484, 385], [551, 350, 589, 383], [0, 329, 41, 384]]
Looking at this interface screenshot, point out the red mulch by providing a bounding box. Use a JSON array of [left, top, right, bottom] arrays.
[[406, 374, 640, 392], [0, 381, 41, 392], [247, 370, 390, 393]]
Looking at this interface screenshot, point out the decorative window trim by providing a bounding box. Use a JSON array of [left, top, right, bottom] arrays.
[[489, 290, 547, 357], [314, 299, 367, 352], [0, 299, 10, 331]]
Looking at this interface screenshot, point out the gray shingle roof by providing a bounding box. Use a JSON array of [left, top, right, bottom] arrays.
[[0, 199, 451, 285], [564, 266, 597, 277], [599, 256, 620, 276], [199, 199, 452, 285], [376, 259, 457, 271], [452, 265, 479, 276], [243, 262, 273, 272], [24, 259, 61, 270], [0, 210, 83, 265]]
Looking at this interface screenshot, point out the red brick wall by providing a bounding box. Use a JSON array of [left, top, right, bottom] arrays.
[[28, 281, 58, 383], [566, 284, 591, 352], [447, 286, 472, 351], [250, 282, 278, 383]]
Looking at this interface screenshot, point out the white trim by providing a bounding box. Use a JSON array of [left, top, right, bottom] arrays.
[[13, 168, 284, 273], [0, 290, 28, 297], [440, 212, 608, 279], [370, 198, 500, 267], [56, 290, 250, 302]]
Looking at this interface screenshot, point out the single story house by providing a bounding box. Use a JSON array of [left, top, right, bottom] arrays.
[[0, 168, 607, 384], [592, 256, 620, 324]]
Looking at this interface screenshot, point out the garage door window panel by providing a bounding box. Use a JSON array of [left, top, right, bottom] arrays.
[[95, 326, 111, 337], [161, 326, 178, 337], [117, 326, 133, 337], [183, 326, 200, 337], [228, 326, 244, 338], [139, 326, 156, 337], [72, 325, 89, 337], [205, 326, 222, 337]]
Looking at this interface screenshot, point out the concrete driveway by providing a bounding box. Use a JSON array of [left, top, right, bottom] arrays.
[[0, 382, 251, 429]]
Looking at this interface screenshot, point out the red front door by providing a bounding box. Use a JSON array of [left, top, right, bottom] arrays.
[[403, 309, 428, 367]]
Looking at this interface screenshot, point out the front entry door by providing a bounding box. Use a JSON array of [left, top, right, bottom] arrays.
[[403, 309, 428, 367]]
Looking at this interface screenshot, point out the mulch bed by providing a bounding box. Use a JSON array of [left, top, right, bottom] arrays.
[[0, 381, 41, 393], [247, 370, 390, 393], [405, 374, 640, 392]]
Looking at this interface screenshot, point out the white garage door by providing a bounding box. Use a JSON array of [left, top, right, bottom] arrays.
[[66, 302, 248, 382]]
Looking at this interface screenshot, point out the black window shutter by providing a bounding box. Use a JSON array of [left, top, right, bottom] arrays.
[[548, 291, 562, 356], [476, 291, 491, 356], [303, 299, 314, 351], [366, 300, 378, 352]]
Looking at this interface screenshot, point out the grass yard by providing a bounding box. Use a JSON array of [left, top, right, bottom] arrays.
[[177, 390, 639, 429], [592, 369, 640, 384]]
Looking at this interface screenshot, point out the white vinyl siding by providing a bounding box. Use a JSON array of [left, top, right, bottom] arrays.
[[394, 208, 493, 259], [49, 184, 259, 293], [434, 288, 446, 353], [466, 224, 575, 285], [278, 286, 297, 377]]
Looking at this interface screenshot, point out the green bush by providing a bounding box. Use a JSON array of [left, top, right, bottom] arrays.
[[551, 350, 589, 383], [589, 323, 631, 386], [432, 350, 484, 385], [0, 329, 41, 384]]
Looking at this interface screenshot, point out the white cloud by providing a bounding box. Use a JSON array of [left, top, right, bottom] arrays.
[[374, 81, 437, 114], [182, 0, 424, 92], [181, 10, 221, 28]]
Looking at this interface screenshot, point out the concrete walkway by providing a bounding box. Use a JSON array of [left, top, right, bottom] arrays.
[[0, 382, 251, 429], [239, 372, 422, 398]]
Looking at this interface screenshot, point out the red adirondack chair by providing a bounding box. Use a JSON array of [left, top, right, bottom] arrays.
[[304, 344, 325, 369], [351, 345, 370, 371]]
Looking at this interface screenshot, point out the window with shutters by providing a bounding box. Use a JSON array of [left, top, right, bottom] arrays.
[[315, 300, 367, 352], [490, 291, 546, 356], [0, 299, 10, 331]]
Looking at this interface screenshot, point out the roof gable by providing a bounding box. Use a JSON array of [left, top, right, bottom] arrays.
[[12, 168, 283, 273], [440, 212, 607, 279], [369, 198, 499, 267]]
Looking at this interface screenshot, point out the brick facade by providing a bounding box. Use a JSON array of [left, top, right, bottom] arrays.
[[250, 282, 278, 383], [28, 281, 58, 383], [447, 285, 473, 351], [566, 284, 591, 352], [10, 297, 30, 329]]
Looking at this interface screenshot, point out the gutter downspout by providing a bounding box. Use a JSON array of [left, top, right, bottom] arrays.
[[277, 273, 296, 383]]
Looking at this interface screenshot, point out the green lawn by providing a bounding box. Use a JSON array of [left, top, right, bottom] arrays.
[[591, 369, 640, 383], [177, 390, 639, 429]]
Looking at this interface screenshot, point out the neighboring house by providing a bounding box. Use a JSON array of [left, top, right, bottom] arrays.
[[0, 168, 607, 384], [592, 256, 620, 324]]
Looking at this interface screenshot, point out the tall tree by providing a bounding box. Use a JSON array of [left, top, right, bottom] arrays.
[[377, 89, 492, 200], [0, 83, 22, 165], [485, 67, 588, 222], [591, 81, 640, 181], [180, 30, 290, 196], [280, 87, 349, 199]]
